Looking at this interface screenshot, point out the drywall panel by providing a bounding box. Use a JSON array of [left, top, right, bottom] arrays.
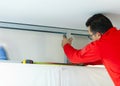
[[0, 28, 65, 62], [0, 28, 89, 63]]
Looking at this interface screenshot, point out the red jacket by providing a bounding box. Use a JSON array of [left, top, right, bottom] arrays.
[[63, 27, 120, 86]]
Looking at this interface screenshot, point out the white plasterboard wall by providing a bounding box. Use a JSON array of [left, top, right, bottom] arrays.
[[0, 28, 89, 63]]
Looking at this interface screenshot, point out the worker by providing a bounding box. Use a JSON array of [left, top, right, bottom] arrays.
[[62, 13, 120, 86]]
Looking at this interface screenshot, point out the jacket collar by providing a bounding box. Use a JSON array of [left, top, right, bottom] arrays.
[[103, 27, 117, 36]]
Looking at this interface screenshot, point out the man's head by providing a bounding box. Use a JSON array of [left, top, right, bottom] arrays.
[[86, 13, 113, 41]]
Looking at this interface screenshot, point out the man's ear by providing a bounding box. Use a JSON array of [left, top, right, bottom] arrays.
[[96, 32, 102, 39], [96, 32, 101, 36]]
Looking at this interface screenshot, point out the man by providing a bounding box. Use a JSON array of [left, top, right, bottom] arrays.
[[62, 14, 120, 86]]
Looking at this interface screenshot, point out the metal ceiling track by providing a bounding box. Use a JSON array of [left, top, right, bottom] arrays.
[[0, 21, 88, 36]]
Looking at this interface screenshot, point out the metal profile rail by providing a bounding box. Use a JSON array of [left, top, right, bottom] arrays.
[[0, 21, 88, 36]]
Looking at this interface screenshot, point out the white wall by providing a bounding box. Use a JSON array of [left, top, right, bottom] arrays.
[[0, 28, 89, 63], [72, 35, 90, 49]]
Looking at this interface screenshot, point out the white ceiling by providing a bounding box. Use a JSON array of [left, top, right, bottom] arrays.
[[0, 0, 120, 30]]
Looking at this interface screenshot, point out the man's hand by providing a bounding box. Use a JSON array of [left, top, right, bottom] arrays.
[[62, 36, 73, 47]]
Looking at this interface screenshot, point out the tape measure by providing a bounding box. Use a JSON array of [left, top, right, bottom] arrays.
[[22, 59, 33, 64]]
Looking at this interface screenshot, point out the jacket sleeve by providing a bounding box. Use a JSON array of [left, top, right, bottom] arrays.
[[63, 42, 102, 64]]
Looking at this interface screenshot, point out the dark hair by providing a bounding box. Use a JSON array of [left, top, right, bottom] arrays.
[[86, 13, 113, 34]]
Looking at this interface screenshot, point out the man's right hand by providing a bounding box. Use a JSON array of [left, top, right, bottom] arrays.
[[62, 36, 73, 47]]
